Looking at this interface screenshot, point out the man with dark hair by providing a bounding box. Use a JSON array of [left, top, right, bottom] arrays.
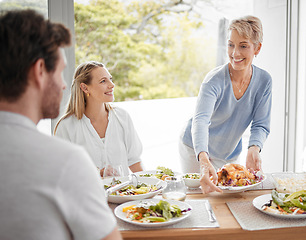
[[0, 9, 122, 240]]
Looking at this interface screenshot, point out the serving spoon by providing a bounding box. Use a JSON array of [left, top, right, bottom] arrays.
[[105, 173, 138, 196]]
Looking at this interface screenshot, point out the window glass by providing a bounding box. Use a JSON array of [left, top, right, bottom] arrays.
[[0, 0, 47, 17], [0, 0, 50, 135], [74, 0, 287, 172]]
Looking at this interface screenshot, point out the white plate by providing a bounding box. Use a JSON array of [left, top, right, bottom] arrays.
[[135, 170, 183, 179], [114, 199, 192, 227], [218, 175, 266, 193], [253, 193, 306, 219], [103, 176, 167, 204]]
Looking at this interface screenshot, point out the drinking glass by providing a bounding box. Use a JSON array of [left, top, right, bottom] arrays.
[[103, 164, 124, 179], [162, 176, 187, 201]]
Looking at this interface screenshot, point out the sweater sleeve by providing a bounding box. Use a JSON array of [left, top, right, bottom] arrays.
[[191, 81, 219, 159], [248, 76, 272, 150]]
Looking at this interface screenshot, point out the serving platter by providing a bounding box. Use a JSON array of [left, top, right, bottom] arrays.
[[102, 176, 167, 204], [114, 199, 192, 227], [218, 175, 266, 193], [253, 193, 306, 219]]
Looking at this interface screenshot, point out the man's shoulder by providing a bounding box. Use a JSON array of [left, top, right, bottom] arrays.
[[39, 130, 87, 157]]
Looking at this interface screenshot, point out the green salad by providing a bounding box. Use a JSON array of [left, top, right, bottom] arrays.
[[263, 189, 306, 215], [123, 200, 191, 223]]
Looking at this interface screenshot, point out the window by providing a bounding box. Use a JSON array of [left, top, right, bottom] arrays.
[[9, 0, 303, 173], [73, 0, 289, 173], [0, 0, 50, 134]]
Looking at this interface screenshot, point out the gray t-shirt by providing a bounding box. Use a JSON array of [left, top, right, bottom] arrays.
[[0, 111, 117, 240]]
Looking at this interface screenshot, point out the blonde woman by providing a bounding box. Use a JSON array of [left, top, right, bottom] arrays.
[[179, 16, 272, 193], [54, 61, 143, 176]]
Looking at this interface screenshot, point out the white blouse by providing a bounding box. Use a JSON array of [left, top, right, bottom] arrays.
[[55, 107, 143, 176]]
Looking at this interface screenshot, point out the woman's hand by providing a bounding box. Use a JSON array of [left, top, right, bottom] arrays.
[[199, 152, 222, 194], [246, 145, 262, 171]]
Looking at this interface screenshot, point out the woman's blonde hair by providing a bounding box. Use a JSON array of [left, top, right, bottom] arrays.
[[54, 61, 112, 134], [229, 15, 263, 45]]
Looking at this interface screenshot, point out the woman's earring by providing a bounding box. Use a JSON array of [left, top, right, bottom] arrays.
[[87, 93, 90, 97]]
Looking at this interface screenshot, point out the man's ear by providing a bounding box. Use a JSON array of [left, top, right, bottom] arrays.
[[31, 58, 47, 89]]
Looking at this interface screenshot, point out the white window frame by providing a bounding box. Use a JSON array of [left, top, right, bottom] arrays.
[[48, 0, 75, 132]]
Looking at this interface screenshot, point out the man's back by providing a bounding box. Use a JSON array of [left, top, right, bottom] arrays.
[[0, 111, 117, 240]]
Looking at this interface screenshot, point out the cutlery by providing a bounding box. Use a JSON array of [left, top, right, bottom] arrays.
[[106, 173, 138, 196], [205, 200, 217, 223]]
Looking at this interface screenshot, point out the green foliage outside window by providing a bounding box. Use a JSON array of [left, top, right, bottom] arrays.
[[74, 0, 216, 101]]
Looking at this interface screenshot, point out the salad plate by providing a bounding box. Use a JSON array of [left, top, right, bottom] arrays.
[[218, 175, 266, 193], [114, 199, 192, 227], [103, 176, 167, 204], [253, 193, 306, 219]]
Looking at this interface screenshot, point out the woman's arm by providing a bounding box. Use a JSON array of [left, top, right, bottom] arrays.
[[191, 81, 219, 160], [118, 109, 143, 169], [129, 162, 143, 172]]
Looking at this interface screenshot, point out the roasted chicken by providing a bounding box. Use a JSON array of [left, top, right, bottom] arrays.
[[217, 163, 255, 186]]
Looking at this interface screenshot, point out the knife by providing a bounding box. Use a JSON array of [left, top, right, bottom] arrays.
[[205, 200, 217, 223]]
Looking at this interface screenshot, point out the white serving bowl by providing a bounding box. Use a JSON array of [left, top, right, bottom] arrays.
[[183, 173, 201, 188], [271, 172, 306, 193]]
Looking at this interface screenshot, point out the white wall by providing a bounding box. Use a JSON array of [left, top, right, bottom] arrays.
[[253, 0, 287, 172], [115, 98, 197, 173]]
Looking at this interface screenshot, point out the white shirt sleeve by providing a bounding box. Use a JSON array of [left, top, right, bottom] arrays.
[[114, 108, 143, 167], [55, 148, 117, 240], [55, 118, 72, 141]]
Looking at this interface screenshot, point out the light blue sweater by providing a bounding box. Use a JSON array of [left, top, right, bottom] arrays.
[[182, 63, 272, 161]]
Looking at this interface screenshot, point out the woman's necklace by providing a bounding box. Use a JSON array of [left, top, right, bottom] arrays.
[[230, 74, 246, 93], [229, 69, 251, 93]]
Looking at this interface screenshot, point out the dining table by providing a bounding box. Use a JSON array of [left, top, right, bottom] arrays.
[[110, 179, 306, 240]]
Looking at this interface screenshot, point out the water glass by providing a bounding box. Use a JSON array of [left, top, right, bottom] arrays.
[[103, 164, 124, 178], [162, 176, 187, 201]]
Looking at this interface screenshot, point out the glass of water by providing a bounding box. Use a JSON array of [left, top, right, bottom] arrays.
[[103, 164, 124, 178], [162, 176, 187, 201]]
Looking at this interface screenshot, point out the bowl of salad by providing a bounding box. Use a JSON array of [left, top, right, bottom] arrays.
[[103, 176, 167, 204], [136, 166, 182, 181], [183, 173, 201, 189]]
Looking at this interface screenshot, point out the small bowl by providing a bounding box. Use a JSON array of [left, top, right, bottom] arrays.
[[271, 172, 306, 193], [183, 173, 201, 189]]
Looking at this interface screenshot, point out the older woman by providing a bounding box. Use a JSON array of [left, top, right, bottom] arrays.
[[54, 61, 143, 176], [179, 16, 272, 193]]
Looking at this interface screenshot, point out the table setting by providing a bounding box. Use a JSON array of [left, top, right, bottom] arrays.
[[104, 167, 220, 230], [102, 165, 306, 239]]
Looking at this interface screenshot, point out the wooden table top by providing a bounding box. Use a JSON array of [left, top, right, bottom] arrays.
[[119, 190, 306, 240]]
